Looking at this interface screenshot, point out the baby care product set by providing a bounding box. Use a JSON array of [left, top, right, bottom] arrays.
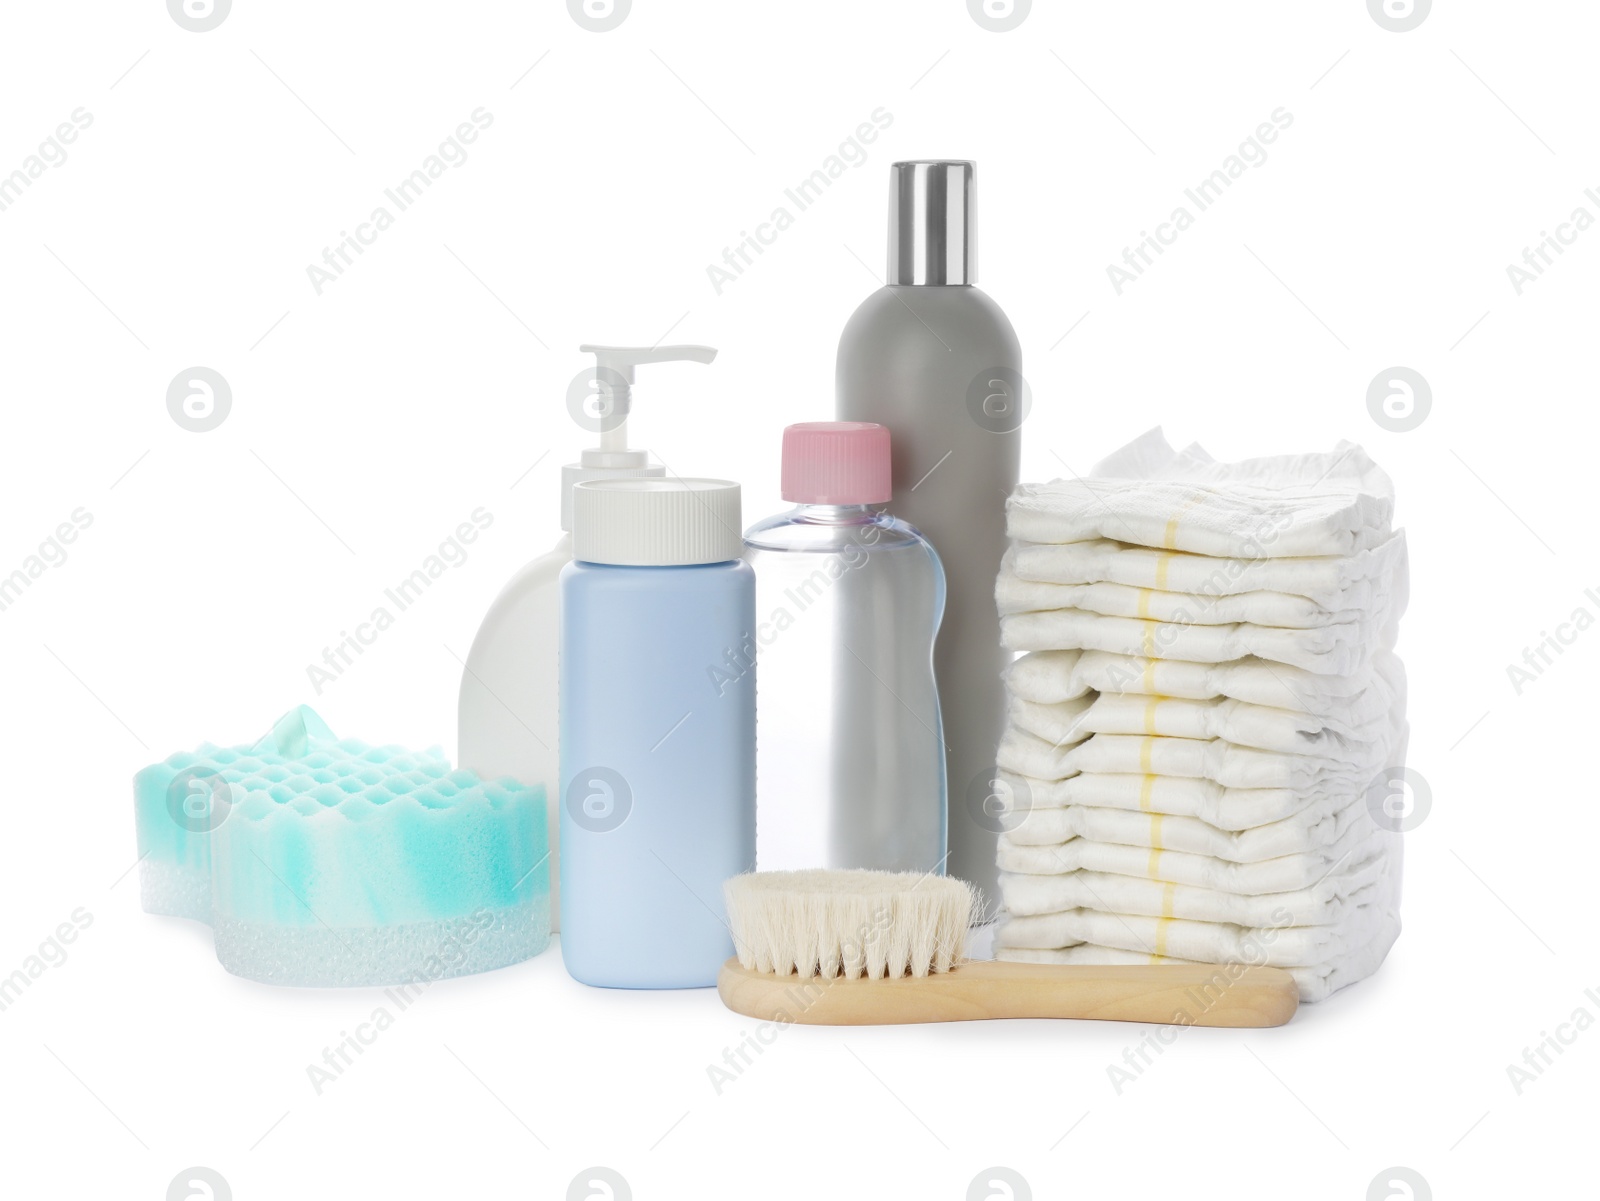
[[135, 162, 1410, 1030]]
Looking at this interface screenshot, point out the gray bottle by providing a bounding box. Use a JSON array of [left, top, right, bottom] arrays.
[[836, 160, 1021, 910]]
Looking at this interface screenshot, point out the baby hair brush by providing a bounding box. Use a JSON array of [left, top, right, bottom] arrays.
[[719, 870, 1297, 1028]]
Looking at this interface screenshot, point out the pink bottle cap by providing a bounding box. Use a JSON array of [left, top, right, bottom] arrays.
[[781, 422, 892, 505]]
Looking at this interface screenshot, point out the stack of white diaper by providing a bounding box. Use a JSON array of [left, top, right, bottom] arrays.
[[990, 429, 1409, 1002]]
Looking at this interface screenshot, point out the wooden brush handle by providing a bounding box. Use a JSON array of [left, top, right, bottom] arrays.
[[718, 959, 1298, 1028]]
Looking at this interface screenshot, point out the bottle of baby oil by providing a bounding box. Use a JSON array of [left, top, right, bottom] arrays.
[[743, 422, 947, 875]]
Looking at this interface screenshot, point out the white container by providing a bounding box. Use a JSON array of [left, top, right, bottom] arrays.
[[457, 344, 715, 929]]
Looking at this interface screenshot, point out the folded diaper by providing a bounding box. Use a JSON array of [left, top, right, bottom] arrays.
[[1001, 606, 1397, 676], [1013, 689, 1395, 757], [996, 821, 1391, 894], [995, 887, 1394, 968], [1003, 531, 1408, 612], [999, 852, 1394, 927], [1007, 648, 1402, 716], [998, 726, 1401, 791], [998, 571, 1370, 631], [1005, 794, 1375, 863], [134, 706, 550, 987], [996, 910, 1401, 1003], [999, 770, 1362, 830], [1081, 666, 1400, 742], [1000, 693, 1096, 748], [997, 549, 1409, 635], [1007, 428, 1395, 558]]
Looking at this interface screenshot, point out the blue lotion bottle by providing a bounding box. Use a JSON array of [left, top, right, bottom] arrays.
[[560, 477, 755, 988]]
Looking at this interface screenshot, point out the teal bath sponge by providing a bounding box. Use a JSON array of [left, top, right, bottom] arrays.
[[133, 706, 548, 986]]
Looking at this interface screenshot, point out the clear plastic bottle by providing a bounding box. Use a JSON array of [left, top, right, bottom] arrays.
[[742, 422, 946, 875]]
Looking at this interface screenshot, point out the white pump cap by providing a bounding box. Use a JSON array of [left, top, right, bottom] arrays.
[[560, 344, 718, 531], [572, 477, 742, 566]]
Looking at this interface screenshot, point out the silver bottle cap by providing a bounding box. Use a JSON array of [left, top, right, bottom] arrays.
[[887, 160, 976, 286]]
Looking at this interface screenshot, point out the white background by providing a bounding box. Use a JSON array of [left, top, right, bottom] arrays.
[[1, 1, 1593, 1197]]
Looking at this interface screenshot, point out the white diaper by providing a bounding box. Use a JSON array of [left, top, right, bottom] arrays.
[[1013, 688, 1396, 756], [1004, 531, 1408, 611], [998, 770, 1359, 831], [994, 883, 1395, 968], [996, 910, 1401, 1003], [999, 572, 1365, 631], [1002, 606, 1397, 676], [1005, 795, 1374, 863], [998, 852, 1394, 927], [1006, 648, 1403, 716], [1004, 651, 1099, 703], [998, 547, 1409, 632], [1007, 429, 1395, 558], [995, 822, 1392, 895], [998, 726, 1401, 791]]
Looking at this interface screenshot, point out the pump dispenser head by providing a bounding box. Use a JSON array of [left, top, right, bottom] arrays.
[[560, 344, 717, 531], [887, 160, 975, 286]]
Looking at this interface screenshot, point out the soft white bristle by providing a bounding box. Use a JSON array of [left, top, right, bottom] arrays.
[[723, 869, 976, 980]]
